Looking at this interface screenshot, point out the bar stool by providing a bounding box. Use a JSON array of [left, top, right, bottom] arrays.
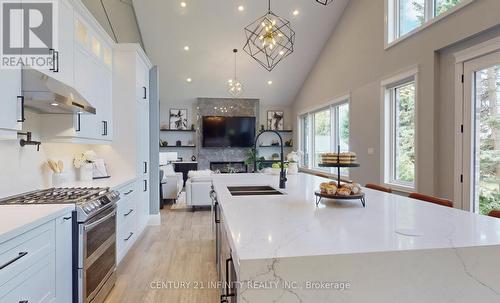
[[365, 184, 392, 193], [408, 193, 453, 208]]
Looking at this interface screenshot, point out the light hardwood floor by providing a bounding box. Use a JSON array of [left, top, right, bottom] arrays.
[[104, 206, 219, 303]]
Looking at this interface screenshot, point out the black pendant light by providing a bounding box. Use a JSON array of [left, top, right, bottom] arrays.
[[316, 0, 335, 5], [243, 0, 295, 72]]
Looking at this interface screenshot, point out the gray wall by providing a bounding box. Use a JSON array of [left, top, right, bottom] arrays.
[[292, 0, 500, 197]]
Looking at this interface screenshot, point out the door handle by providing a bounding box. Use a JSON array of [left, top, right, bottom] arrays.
[[143, 86, 147, 100], [0, 252, 28, 270], [17, 96, 25, 122], [221, 257, 235, 302], [49, 48, 55, 71], [102, 121, 108, 136], [143, 180, 148, 192], [144, 161, 148, 173], [124, 232, 134, 241], [76, 113, 81, 132], [214, 201, 220, 224], [54, 50, 59, 72]]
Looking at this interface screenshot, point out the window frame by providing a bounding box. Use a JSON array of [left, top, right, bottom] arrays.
[[385, 0, 475, 48], [298, 95, 350, 175], [381, 67, 419, 192]]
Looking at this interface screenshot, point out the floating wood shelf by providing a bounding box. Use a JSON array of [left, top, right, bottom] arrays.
[[160, 129, 196, 132], [160, 145, 196, 148], [258, 145, 294, 148]]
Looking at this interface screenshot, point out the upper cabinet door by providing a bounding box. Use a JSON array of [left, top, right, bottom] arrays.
[[52, 0, 74, 86], [136, 57, 149, 102], [0, 69, 22, 133]]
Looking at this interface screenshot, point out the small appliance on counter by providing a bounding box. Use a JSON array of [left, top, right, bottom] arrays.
[[0, 187, 120, 303]]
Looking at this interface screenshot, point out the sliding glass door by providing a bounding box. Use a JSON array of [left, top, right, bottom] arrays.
[[463, 51, 500, 214]]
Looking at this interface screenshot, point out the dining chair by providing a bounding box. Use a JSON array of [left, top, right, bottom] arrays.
[[408, 193, 453, 208], [365, 183, 392, 193], [488, 210, 500, 218]]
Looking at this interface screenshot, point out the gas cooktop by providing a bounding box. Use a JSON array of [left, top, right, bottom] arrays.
[[0, 187, 120, 222]]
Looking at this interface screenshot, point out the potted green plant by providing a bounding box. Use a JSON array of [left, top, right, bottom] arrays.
[[245, 149, 264, 172], [271, 153, 280, 161]]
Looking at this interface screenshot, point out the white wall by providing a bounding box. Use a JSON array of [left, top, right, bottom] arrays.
[[0, 112, 92, 197], [292, 0, 500, 197]]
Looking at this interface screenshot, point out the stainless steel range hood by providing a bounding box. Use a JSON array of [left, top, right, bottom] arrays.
[[22, 68, 96, 115]]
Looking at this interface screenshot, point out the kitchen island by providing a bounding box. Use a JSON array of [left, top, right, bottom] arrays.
[[212, 173, 500, 302]]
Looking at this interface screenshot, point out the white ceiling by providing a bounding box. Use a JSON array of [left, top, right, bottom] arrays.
[[132, 0, 349, 106]]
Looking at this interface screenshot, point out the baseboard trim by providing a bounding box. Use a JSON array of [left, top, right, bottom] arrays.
[[148, 214, 161, 226]]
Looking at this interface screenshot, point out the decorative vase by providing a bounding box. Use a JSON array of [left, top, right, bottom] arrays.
[[52, 172, 68, 187], [288, 163, 298, 175], [79, 163, 93, 181]]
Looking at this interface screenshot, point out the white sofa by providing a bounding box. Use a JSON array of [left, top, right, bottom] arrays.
[[160, 165, 183, 202], [185, 171, 213, 207]]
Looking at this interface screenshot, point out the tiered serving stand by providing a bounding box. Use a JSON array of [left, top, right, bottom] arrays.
[[314, 145, 366, 207]]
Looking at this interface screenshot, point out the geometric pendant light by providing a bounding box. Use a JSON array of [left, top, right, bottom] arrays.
[[243, 0, 295, 72], [315, 0, 335, 5], [227, 49, 244, 97]]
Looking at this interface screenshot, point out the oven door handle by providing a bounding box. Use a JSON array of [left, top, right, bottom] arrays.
[[84, 209, 116, 231]]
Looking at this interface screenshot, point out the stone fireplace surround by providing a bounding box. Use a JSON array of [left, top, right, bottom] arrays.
[[196, 98, 259, 170]]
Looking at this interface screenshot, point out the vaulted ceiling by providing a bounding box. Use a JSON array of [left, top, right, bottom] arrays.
[[132, 0, 349, 106]]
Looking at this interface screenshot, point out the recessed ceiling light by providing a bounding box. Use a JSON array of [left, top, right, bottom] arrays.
[[267, 80, 273, 85], [50, 102, 59, 106], [183, 46, 190, 51], [180, 2, 187, 8], [293, 10, 299, 16], [186, 78, 192, 83], [238, 5, 245, 11]]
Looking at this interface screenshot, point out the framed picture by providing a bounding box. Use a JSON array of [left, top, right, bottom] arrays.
[[267, 111, 284, 130], [169, 109, 188, 130]]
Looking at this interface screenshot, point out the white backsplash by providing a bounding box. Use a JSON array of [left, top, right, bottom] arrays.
[[0, 112, 122, 198]]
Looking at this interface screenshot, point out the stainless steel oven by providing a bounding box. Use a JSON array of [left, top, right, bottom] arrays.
[[78, 205, 117, 303]]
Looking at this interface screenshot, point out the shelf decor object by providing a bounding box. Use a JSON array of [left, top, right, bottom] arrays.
[[315, 0, 335, 5], [169, 109, 188, 130], [315, 145, 365, 207], [243, 0, 295, 72], [228, 49, 244, 96]]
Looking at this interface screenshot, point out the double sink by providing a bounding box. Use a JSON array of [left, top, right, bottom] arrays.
[[227, 186, 284, 196]]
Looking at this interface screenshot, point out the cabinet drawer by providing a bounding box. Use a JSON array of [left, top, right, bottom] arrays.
[[0, 252, 55, 303], [117, 194, 137, 228], [116, 182, 136, 200], [116, 213, 137, 263], [0, 221, 55, 287]]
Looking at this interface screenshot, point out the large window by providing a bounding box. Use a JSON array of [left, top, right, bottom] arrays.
[[382, 73, 417, 189], [387, 0, 468, 44], [299, 100, 350, 173]]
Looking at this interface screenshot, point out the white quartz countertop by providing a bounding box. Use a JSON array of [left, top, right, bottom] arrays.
[[0, 204, 75, 244], [212, 173, 500, 261]]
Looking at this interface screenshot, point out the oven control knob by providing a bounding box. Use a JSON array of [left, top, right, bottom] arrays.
[[83, 206, 91, 213]]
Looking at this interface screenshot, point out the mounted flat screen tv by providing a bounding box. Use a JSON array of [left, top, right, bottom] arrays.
[[202, 116, 256, 147]]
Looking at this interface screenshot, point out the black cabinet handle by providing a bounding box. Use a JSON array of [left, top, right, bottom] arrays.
[[49, 48, 55, 71], [124, 232, 134, 241], [124, 209, 134, 217], [143, 86, 147, 100], [0, 252, 28, 270], [102, 121, 108, 136], [143, 180, 147, 192], [221, 257, 235, 302], [214, 201, 220, 224], [19, 301, 28, 303], [17, 96, 25, 122], [76, 113, 81, 132], [124, 189, 134, 196], [63, 216, 72, 221], [54, 50, 59, 73], [143, 161, 148, 174]]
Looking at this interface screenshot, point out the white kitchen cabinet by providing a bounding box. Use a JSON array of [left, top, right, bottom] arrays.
[[113, 44, 152, 248], [116, 182, 138, 263], [29, 0, 74, 87], [55, 212, 73, 303], [0, 221, 56, 303], [0, 69, 22, 139]]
